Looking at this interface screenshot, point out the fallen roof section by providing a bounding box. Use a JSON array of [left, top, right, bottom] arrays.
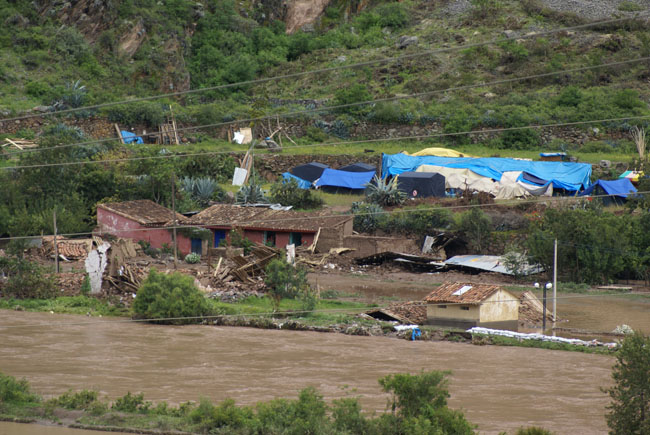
[[444, 254, 543, 276]]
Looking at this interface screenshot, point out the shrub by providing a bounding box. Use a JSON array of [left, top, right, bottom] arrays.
[[375, 3, 409, 29], [605, 331, 650, 434], [105, 101, 167, 127], [112, 392, 151, 413], [222, 228, 254, 255], [501, 128, 540, 150], [185, 253, 201, 264], [269, 178, 324, 209], [0, 371, 40, 404], [332, 84, 372, 115], [613, 89, 644, 110], [350, 202, 385, 233], [386, 206, 454, 235], [365, 175, 406, 207], [557, 86, 582, 107], [132, 270, 213, 324], [456, 208, 493, 253], [618, 1, 643, 11], [0, 257, 57, 299], [51, 390, 99, 410], [264, 259, 313, 312]]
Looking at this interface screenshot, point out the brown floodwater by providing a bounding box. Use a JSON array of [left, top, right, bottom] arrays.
[[1, 310, 615, 434], [0, 422, 129, 435]]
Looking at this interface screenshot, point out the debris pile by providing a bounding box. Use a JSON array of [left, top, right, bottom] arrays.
[[518, 291, 555, 325]]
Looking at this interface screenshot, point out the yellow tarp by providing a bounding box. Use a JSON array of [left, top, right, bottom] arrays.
[[407, 148, 473, 158]]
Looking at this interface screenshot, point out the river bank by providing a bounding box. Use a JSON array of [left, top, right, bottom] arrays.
[[0, 310, 614, 434]]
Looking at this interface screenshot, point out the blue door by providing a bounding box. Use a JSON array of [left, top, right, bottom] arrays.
[[191, 238, 202, 254], [214, 230, 227, 247]]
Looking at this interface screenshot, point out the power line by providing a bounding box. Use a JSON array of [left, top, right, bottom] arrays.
[[3, 112, 650, 170], [1, 12, 647, 124], [0, 292, 646, 330], [6, 55, 650, 158], [0, 190, 646, 242]]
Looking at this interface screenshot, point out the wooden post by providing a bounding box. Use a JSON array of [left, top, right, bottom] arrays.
[[53, 211, 59, 273], [114, 124, 125, 144], [169, 105, 180, 145], [171, 173, 178, 268]]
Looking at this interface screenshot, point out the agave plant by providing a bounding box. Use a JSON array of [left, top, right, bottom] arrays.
[[193, 177, 217, 205], [236, 181, 269, 204], [179, 176, 195, 194], [365, 175, 406, 207]]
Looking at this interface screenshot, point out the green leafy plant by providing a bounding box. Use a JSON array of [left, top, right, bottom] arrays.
[[350, 202, 385, 233], [605, 331, 650, 434], [236, 181, 269, 204], [365, 176, 406, 207], [0, 372, 40, 404], [132, 270, 213, 324], [269, 178, 323, 209], [50, 390, 99, 410], [0, 257, 57, 299], [456, 208, 493, 253], [264, 259, 313, 312], [112, 392, 151, 414], [185, 253, 201, 264]]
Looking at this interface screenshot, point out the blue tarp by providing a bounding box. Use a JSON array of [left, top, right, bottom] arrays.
[[121, 130, 143, 144], [282, 172, 312, 189], [381, 153, 592, 192], [314, 168, 375, 189], [579, 178, 637, 198]]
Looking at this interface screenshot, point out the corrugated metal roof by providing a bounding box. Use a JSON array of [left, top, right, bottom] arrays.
[[444, 254, 543, 276], [185, 204, 352, 232], [423, 282, 503, 304], [99, 200, 184, 226]]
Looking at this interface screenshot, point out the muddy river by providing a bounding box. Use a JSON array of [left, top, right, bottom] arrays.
[[1, 310, 615, 434]]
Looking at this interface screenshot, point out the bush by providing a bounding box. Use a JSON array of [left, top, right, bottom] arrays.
[[0, 257, 57, 299], [184, 253, 201, 264], [385, 206, 454, 235], [501, 128, 540, 150], [557, 86, 582, 107], [350, 202, 385, 233], [269, 178, 324, 209], [332, 84, 372, 115], [375, 3, 409, 29], [264, 259, 313, 312], [104, 101, 167, 127], [51, 390, 99, 410], [0, 371, 40, 404], [132, 270, 213, 324], [613, 89, 644, 110], [112, 392, 151, 413], [456, 208, 493, 253]]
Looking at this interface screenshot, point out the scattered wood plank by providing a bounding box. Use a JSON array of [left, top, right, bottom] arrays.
[[114, 124, 125, 144]]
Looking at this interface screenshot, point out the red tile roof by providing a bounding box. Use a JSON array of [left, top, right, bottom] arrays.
[[185, 204, 352, 232], [423, 282, 503, 305], [98, 200, 184, 226]]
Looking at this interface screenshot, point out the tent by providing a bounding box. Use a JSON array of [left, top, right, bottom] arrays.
[[290, 162, 329, 183], [397, 172, 445, 198], [282, 172, 312, 190], [382, 153, 592, 192], [339, 162, 377, 173], [121, 130, 143, 144], [314, 168, 375, 191], [406, 147, 473, 158], [416, 164, 498, 195], [579, 178, 637, 205], [619, 170, 643, 183]]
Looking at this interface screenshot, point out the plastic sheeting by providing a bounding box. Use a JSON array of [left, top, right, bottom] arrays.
[[382, 153, 592, 191], [416, 165, 498, 194], [290, 162, 329, 182], [579, 178, 637, 198], [339, 162, 376, 172], [396, 171, 445, 198], [282, 172, 312, 189], [406, 147, 473, 158], [121, 130, 143, 144], [314, 168, 375, 189]]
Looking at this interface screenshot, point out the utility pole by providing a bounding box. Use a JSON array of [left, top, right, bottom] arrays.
[[171, 173, 178, 268], [53, 210, 59, 273], [553, 238, 558, 322]]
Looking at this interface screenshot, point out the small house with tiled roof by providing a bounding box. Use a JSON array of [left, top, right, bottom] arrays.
[[184, 204, 353, 250], [423, 282, 519, 331], [97, 200, 193, 255]]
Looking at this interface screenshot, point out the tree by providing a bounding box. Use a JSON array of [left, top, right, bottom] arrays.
[[269, 178, 323, 209], [132, 270, 213, 324], [264, 259, 313, 312], [456, 207, 493, 253], [605, 331, 650, 434], [377, 371, 475, 434]]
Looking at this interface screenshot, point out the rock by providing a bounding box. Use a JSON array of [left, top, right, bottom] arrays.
[[335, 55, 347, 63], [483, 92, 497, 99], [599, 160, 611, 168], [502, 30, 516, 39], [32, 105, 52, 113], [397, 35, 418, 49]]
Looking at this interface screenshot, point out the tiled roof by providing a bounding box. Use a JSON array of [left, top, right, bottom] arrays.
[[185, 204, 352, 232], [423, 282, 502, 305], [98, 200, 184, 226]]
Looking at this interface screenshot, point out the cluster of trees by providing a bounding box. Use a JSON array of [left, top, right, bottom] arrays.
[[0, 125, 236, 239]]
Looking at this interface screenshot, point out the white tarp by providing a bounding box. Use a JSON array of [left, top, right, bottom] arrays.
[[467, 327, 618, 348], [416, 164, 498, 194], [232, 167, 248, 186]]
